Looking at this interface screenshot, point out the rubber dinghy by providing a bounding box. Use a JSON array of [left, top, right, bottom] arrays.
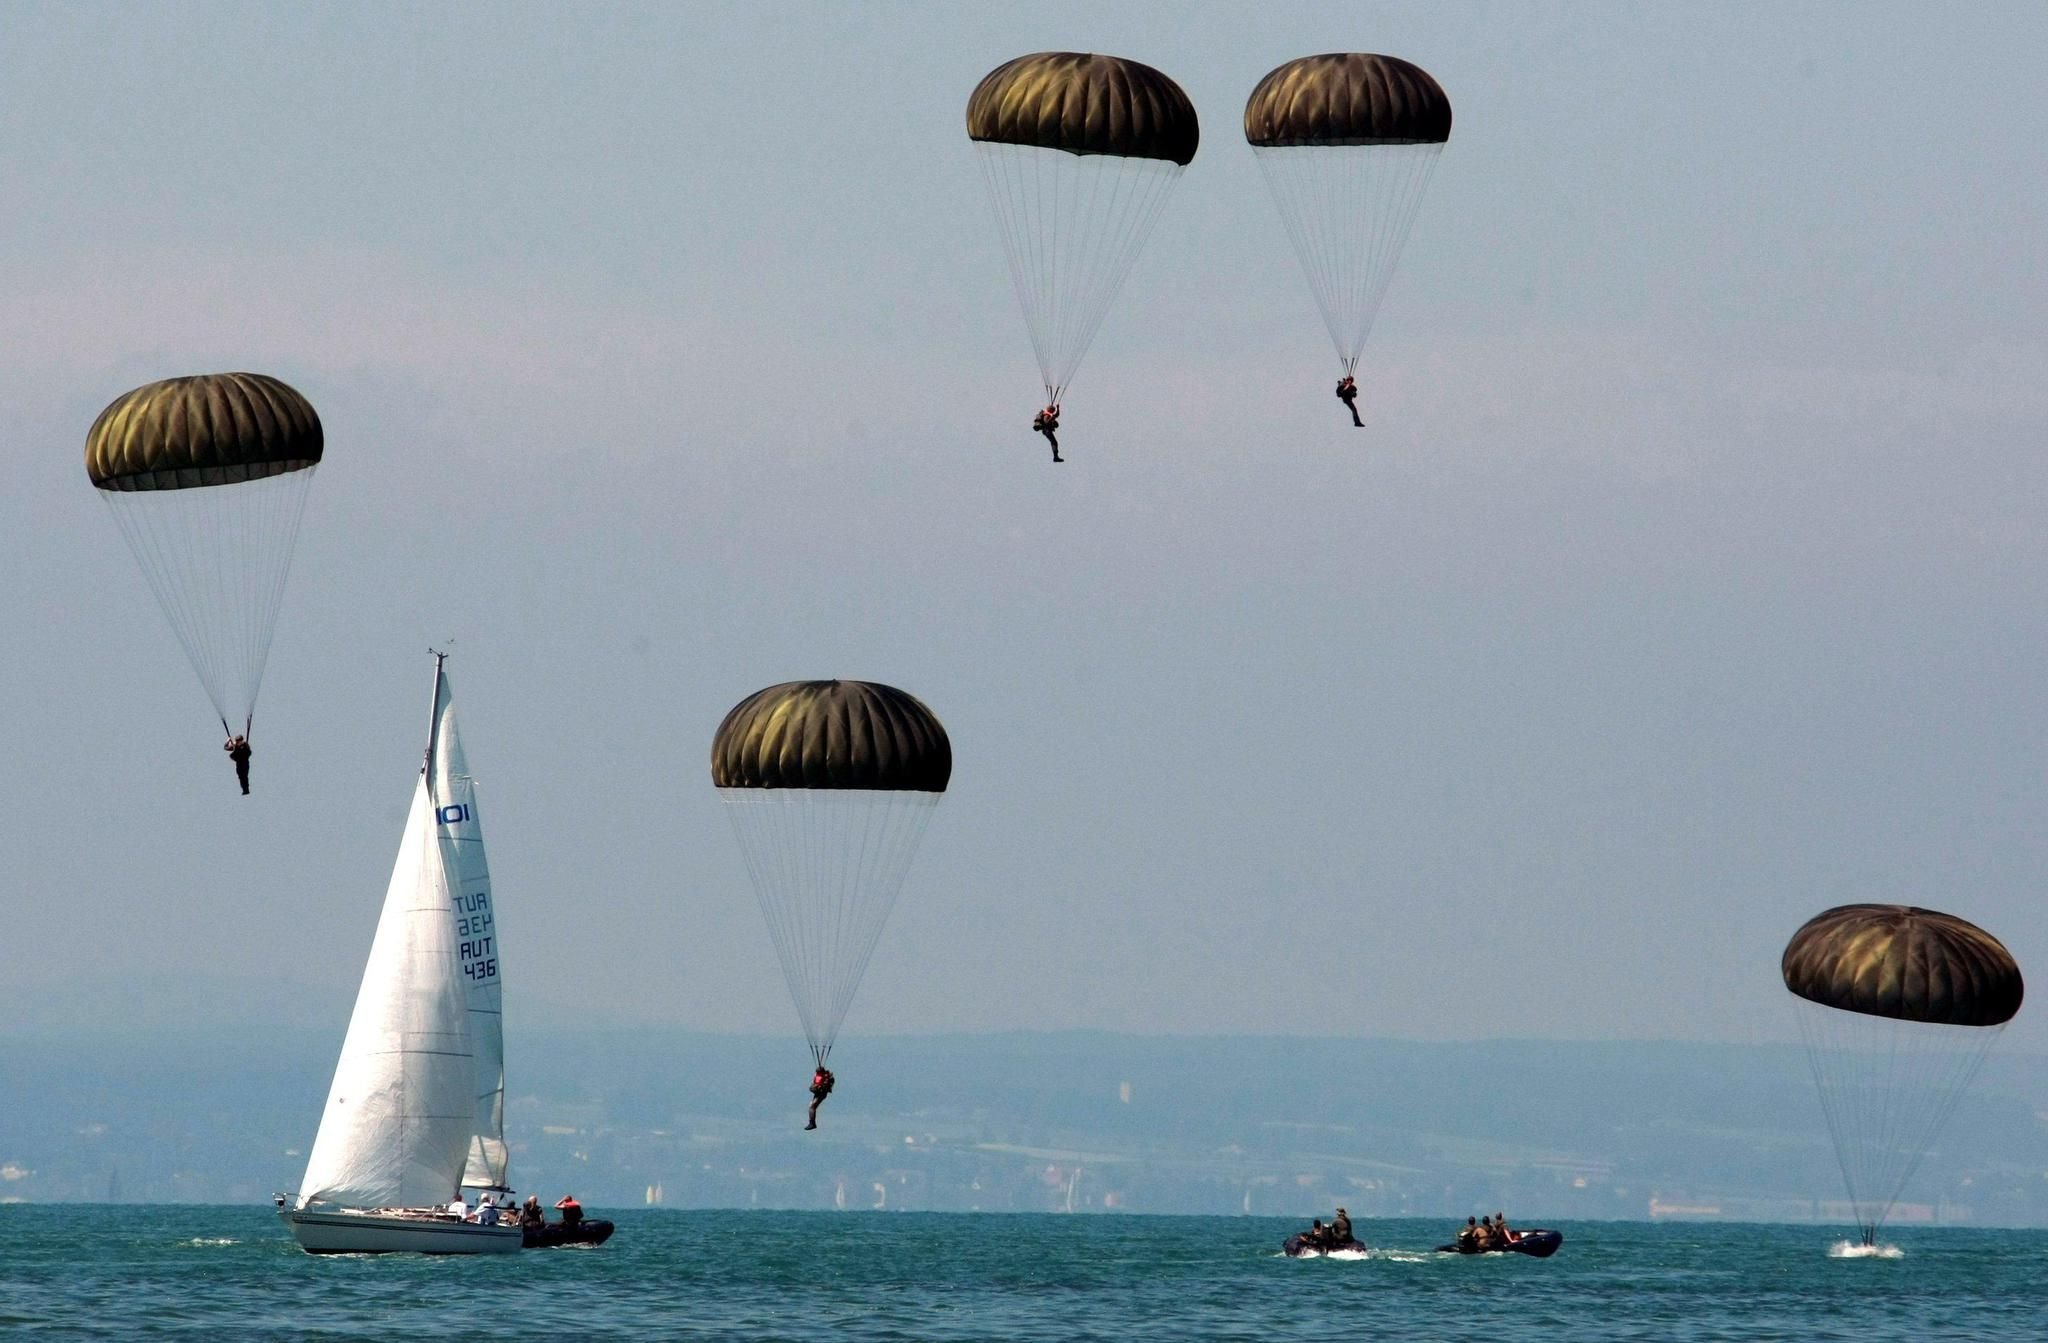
[[1435, 1230, 1563, 1258], [1282, 1234, 1368, 1257], [524, 1219, 616, 1250]]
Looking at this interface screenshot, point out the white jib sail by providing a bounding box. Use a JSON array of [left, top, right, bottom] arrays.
[[295, 775, 477, 1209], [431, 671, 509, 1191]]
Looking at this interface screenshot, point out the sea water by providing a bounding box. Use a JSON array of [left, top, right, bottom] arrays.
[[2, 1207, 2043, 1341]]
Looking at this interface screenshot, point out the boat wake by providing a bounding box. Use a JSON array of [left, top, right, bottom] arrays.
[[1275, 1247, 1431, 1264], [185, 1238, 238, 1247], [1828, 1240, 1904, 1260]]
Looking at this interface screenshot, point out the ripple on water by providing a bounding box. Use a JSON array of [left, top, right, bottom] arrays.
[[0, 1209, 2042, 1342]]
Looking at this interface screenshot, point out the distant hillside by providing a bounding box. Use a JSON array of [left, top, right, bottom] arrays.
[[4, 1017, 2046, 1225]]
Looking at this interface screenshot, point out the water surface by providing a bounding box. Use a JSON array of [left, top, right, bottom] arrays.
[[3, 1207, 2041, 1340]]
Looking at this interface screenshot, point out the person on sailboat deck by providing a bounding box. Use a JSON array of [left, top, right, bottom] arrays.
[[805, 1066, 836, 1131], [554, 1195, 584, 1228], [475, 1195, 500, 1227], [224, 733, 252, 794], [446, 1193, 468, 1220]]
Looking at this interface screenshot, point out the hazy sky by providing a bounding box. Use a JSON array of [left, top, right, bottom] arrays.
[[4, 2, 2046, 1053]]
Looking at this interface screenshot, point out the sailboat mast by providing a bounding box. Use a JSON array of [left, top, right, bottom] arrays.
[[423, 649, 448, 779]]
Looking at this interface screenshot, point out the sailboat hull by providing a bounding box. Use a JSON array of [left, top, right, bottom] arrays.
[[280, 1207, 524, 1255]]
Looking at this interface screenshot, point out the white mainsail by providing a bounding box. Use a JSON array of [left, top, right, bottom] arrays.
[[294, 771, 477, 1209], [431, 672, 509, 1192]]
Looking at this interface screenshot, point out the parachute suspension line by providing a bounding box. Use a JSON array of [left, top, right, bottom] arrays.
[[974, 144, 1051, 398], [725, 792, 821, 1049], [106, 491, 228, 725], [1265, 143, 1439, 366], [1254, 143, 1442, 372], [975, 143, 1184, 405], [247, 464, 318, 716], [102, 466, 317, 731], [720, 790, 937, 1062], [820, 792, 933, 1049], [1048, 151, 1139, 400], [1794, 1003, 1877, 1240], [1076, 155, 1181, 396], [1031, 143, 1060, 400], [1793, 1002, 2004, 1242]]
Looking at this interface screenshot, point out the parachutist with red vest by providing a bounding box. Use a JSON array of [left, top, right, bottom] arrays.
[[224, 734, 252, 795], [1033, 404, 1062, 463], [805, 1066, 835, 1130], [1336, 375, 1362, 428]]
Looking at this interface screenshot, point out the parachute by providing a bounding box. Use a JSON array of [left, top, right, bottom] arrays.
[[968, 52, 1198, 412], [86, 373, 322, 738], [1244, 53, 1450, 378], [712, 680, 951, 1066], [1782, 904, 2023, 1245]]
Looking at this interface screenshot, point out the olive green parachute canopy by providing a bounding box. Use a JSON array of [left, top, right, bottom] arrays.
[[1244, 53, 1451, 147], [1782, 904, 2023, 1027], [968, 52, 1199, 166], [86, 373, 322, 492], [712, 680, 952, 792]]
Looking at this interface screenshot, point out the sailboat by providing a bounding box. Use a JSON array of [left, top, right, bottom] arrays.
[[277, 652, 522, 1254]]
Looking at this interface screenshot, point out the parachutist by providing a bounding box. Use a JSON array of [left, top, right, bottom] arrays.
[[713, 682, 951, 1082], [1249, 57, 1449, 416], [1783, 904, 2022, 1246], [805, 1066, 835, 1130], [224, 734, 252, 795], [87, 374, 322, 756], [1335, 375, 1363, 428], [972, 56, 1194, 450], [1033, 404, 1062, 462]]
